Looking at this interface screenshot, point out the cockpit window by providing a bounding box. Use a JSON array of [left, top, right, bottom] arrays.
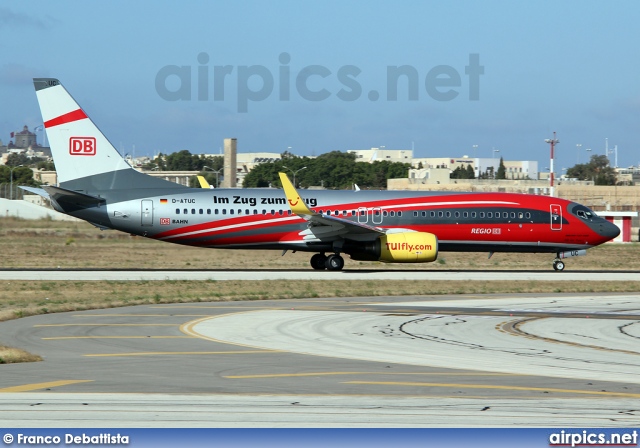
[[572, 204, 597, 220]]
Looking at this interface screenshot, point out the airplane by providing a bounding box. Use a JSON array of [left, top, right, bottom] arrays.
[[24, 78, 620, 272]]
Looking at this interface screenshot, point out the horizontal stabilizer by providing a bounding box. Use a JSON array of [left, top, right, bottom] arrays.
[[43, 185, 105, 213], [19, 186, 50, 200]]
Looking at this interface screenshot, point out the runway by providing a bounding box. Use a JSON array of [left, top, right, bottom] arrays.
[[1, 268, 639, 281], [1, 293, 639, 426]]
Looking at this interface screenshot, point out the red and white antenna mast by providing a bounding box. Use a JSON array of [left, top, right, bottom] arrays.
[[545, 132, 559, 197]]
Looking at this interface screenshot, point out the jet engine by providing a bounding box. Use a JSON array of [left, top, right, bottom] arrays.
[[345, 232, 438, 263]]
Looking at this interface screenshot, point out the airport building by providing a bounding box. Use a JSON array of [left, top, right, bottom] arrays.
[[348, 148, 413, 163]]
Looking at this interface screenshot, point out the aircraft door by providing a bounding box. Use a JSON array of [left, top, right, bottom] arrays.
[[550, 204, 562, 231], [141, 200, 153, 226], [357, 207, 368, 224]]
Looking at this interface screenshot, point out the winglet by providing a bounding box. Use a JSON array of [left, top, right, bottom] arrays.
[[278, 172, 314, 215], [197, 175, 212, 189]]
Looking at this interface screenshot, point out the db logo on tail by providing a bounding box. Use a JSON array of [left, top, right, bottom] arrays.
[[69, 137, 96, 156]]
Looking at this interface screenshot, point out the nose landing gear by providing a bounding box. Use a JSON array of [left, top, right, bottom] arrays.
[[553, 259, 565, 271]]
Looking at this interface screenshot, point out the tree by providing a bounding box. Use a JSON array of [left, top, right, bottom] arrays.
[[242, 151, 410, 189], [450, 164, 476, 180], [6, 152, 29, 167], [566, 154, 616, 185], [465, 164, 475, 179], [496, 157, 506, 179]]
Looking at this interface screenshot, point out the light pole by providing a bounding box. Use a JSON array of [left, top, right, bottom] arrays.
[[204, 165, 223, 188], [9, 164, 23, 200], [282, 165, 307, 188], [492, 148, 500, 179], [34, 125, 46, 148], [545, 132, 559, 197], [576, 143, 582, 164]]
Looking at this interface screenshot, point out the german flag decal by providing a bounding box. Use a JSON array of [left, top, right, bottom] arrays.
[[160, 198, 168, 204]]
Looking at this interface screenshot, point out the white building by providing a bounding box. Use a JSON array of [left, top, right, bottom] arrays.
[[348, 148, 413, 163]]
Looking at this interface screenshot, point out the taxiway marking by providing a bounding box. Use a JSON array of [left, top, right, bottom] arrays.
[[0, 380, 93, 393], [42, 336, 194, 340], [225, 372, 521, 379], [84, 350, 279, 357]]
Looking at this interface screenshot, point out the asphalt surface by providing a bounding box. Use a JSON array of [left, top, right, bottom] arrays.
[[0, 268, 639, 281], [1, 293, 639, 426]]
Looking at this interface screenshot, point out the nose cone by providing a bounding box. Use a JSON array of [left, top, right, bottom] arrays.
[[599, 220, 620, 241]]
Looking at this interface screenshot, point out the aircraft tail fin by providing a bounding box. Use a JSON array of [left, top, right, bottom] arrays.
[[278, 172, 314, 216], [33, 78, 134, 186]]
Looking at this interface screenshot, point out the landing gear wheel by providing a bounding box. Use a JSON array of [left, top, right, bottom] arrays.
[[325, 254, 345, 271], [310, 253, 327, 270], [553, 260, 565, 271]]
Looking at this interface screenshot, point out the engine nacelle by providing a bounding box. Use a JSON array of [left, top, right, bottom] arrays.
[[346, 232, 438, 263]]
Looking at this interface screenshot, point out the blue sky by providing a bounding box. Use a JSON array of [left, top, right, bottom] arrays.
[[2, 0, 639, 170]]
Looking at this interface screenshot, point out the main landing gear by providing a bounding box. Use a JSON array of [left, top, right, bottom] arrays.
[[552, 258, 565, 271], [310, 253, 344, 271]]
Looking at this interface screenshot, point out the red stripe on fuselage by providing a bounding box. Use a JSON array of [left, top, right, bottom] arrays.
[[44, 109, 88, 128], [154, 214, 301, 242]]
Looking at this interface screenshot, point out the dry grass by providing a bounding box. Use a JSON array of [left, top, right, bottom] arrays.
[[1, 217, 639, 363], [0, 344, 42, 364]]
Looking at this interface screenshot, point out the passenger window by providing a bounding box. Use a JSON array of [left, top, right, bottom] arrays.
[[414, 211, 418, 217], [253, 210, 258, 215], [503, 212, 508, 218], [183, 209, 188, 214], [191, 209, 196, 214], [398, 211, 402, 217], [487, 212, 492, 218], [455, 211, 460, 218], [222, 209, 226, 215], [430, 211, 435, 217], [390, 211, 395, 217], [479, 212, 485, 218], [510, 212, 515, 219], [438, 211, 444, 218], [422, 211, 427, 217], [525, 212, 531, 219], [463, 211, 468, 218], [199, 209, 203, 214], [471, 212, 476, 218], [176, 209, 180, 214], [446, 211, 451, 218]]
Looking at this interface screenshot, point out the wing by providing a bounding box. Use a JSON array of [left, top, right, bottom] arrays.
[[278, 172, 385, 241]]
